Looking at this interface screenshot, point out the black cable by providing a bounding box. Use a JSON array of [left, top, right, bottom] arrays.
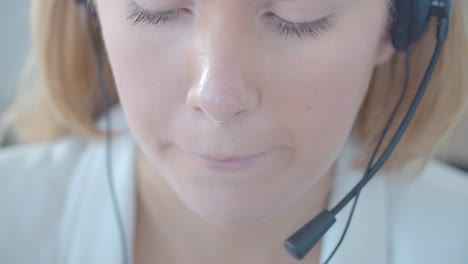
[[323, 194, 359, 264], [330, 38, 445, 217], [86, 16, 130, 264], [322, 21, 447, 261], [322, 47, 412, 264]]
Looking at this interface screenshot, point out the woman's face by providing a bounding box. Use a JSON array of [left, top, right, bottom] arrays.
[[96, 0, 394, 225]]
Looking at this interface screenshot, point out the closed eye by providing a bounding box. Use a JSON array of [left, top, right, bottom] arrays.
[[126, 3, 335, 40], [264, 12, 335, 40], [127, 3, 186, 26]]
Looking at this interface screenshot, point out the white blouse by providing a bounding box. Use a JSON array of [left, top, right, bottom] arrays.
[[1, 105, 468, 264]]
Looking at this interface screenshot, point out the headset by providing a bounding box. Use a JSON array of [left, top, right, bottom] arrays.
[[74, 0, 454, 263]]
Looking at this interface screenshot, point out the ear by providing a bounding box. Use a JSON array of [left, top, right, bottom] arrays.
[[374, 31, 396, 66]]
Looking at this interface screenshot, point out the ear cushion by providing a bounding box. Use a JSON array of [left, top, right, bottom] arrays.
[[391, 0, 432, 51]]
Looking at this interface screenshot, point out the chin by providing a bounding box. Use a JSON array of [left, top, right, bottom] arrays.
[[176, 184, 297, 227], [193, 203, 284, 227]]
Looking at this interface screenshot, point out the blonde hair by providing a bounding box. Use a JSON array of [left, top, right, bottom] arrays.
[[1, 0, 468, 174]]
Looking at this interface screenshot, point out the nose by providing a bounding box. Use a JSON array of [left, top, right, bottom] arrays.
[[186, 25, 260, 123]]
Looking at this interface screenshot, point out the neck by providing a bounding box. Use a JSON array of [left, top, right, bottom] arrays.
[[133, 147, 334, 264]]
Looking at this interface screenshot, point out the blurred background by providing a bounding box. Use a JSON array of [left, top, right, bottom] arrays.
[[0, 1, 467, 172], [1, 1, 30, 114]]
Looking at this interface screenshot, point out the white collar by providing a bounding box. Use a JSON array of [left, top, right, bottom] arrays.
[[320, 146, 389, 264], [58, 106, 137, 263], [59, 105, 388, 264]]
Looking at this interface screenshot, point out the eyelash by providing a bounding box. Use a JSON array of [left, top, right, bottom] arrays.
[[127, 5, 185, 27], [127, 5, 334, 40], [265, 12, 334, 40]]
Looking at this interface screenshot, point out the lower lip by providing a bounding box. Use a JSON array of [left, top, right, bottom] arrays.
[[186, 150, 271, 172]]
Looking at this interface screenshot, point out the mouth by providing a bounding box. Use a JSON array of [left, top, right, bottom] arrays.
[[185, 149, 272, 172]]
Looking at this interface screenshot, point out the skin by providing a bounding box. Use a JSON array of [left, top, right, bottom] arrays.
[[94, 0, 395, 263]]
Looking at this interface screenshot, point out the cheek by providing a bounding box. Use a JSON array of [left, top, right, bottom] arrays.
[[99, 15, 193, 148], [266, 4, 385, 177], [294, 63, 371, 177], [267, 49, 374, 166], [267, 60, 372, 189]]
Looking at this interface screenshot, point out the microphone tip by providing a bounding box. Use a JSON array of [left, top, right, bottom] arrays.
[[283, 210, 336, 261], [284, 240, 306, 260]]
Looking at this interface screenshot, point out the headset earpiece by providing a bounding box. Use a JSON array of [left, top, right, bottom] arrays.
[[391, 0, 433, 52]]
